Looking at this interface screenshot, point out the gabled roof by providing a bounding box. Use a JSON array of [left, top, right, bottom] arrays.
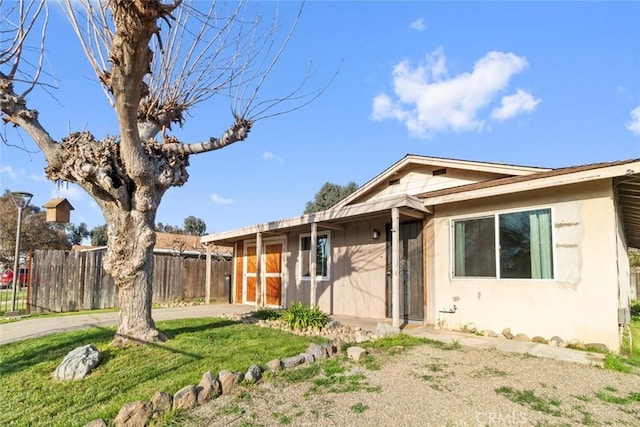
[[332, 154, 550, 210], [43, 198, 74, 210]]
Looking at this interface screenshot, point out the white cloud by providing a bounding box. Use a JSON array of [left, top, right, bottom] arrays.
[[491, 89, 541, 121], [372, 49, 533, 138], [263, 151, 284, 164], [409, 18, 425, 32], [210, 192, 233, 205], [0, 165, 24, 180], [627, 106, 640, 136], [51, 183, 84, 202]]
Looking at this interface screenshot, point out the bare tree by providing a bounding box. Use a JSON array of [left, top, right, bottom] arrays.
[[1, 0, 322, 345]]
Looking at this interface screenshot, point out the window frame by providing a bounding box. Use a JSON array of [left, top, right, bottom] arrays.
[[298, 231, 331, 282], [451, 207, 555, 281]]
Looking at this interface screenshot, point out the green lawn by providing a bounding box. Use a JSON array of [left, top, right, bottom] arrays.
[[0, 318, 320, 426], [604, 301, 640, 373]]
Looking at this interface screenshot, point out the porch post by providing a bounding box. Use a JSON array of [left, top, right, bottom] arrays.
[[256, 232, 262, 309], [392, 207, 400, 327], [205, 243, 212, 305], [310, 222, 317, 307]]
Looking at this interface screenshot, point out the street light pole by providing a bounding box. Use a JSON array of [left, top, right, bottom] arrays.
[[10, 191, 33, 314]]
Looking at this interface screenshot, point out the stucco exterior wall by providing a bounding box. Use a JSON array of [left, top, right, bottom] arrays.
[[430, 180, 622, 351], [284, 219, 388, 319]]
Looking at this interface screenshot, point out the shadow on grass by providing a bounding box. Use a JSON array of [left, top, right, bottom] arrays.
[[0, 318, 240, 377]]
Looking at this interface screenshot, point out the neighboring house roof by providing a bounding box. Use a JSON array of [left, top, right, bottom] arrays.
[[73, 232, 232, 258], [201, 155, 640, 248]]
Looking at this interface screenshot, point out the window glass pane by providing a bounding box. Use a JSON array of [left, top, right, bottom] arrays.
[[317, 235, 328, 277], [301, 236, 311, 277], [453, 218, 496, 277], [499, 209, 553, 279], [300, 234, 329, 278]]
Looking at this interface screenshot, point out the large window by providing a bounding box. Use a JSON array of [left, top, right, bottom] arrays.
[[300, 232, 330, 280], [453, 208, 553, 279]]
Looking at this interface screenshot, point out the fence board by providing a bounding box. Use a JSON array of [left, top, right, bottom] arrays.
[[29, 249, 231, 313]]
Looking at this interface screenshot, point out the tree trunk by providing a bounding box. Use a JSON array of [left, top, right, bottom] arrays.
[[103, 202, 165, 346]]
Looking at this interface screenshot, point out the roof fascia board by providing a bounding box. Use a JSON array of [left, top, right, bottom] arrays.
[[423, 162, 640, 206], [201, 194, 428, 244], [332, 154, 549, 210]]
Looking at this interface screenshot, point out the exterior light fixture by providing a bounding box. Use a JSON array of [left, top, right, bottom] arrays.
[[9, 191, 33, 315], [372, 228, 380, 240]]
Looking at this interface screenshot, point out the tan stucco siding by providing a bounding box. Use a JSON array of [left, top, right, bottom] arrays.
[[284, 221, 387, 318], [431, 180, 621, 350]]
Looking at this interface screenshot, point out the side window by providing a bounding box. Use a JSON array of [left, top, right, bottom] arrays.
[[300, 232, 330, 280], [453, 208, 554, 280]]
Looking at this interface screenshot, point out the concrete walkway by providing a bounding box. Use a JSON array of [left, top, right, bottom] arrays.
[[0, 304, 605, 366]]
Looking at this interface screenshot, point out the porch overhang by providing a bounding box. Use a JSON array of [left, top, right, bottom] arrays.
[[201, 193, 430, 246]]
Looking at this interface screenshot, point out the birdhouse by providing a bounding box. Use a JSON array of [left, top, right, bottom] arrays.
[[43, 198, 75, 223]]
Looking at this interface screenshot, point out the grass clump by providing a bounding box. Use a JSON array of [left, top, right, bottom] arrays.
[[350, 402, 369, 413], [0, 317, 320, 427], [279, 302, 329, 330], [596, 388, 640, 405], [495, 386, 562, 416]]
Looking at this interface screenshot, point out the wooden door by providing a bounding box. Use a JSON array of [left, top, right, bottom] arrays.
[[265, 243, 283, 306], [245, 245, 257, 304]]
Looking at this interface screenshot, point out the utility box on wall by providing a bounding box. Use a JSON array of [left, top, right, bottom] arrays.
[[43, 198, 74, 223]]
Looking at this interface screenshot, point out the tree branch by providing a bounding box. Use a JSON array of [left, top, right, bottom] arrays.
[[161, 116, 252, 155]]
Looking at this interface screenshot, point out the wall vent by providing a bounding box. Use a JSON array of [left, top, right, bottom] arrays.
[[388, 179, 400, 186], [432, 168, 447, 176]]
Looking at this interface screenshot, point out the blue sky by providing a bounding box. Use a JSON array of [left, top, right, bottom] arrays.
[[1, 1, 639, 236]]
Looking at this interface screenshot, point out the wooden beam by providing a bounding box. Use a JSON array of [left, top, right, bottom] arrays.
[[392, 207, 400, 327], [205, 243, 212, 304], [310, 223, 317, 307], [399, 207, 425, 220], [256, 232, 262, 309]]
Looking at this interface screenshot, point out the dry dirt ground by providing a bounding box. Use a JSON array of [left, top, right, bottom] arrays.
[[184, 341, 640, 427]]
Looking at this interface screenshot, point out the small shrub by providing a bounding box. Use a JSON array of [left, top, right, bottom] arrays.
[[279, 302, 329, 330], [350, 402, 369, 413]]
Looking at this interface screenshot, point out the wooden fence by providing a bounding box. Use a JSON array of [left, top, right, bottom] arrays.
[[28, 249, 232, 313]]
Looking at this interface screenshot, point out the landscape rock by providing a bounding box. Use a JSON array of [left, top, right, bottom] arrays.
[[513, 333, 531, 342], [84, 419, 108, 427], [301, 352, 315, 364], [53, 344, 103, 380], [502, 328, 514, 340], [549, 336, 567, 348], [173, 385, 197, 410], [306, 343, 328, 361], [355, 333, 369, 343], [197, 371, 222, 404], [151, 391, 172, 418], [114, 401, 150, 427], [482, 330, 498, 338], [219, 370, 244, 394], [266, 359, 282, 374], [244, 365, 263, 384], [347, 346, 369, 362], [532, 336, 548, 344], [331, 337, 342, 356], [281, 354, 306, 369], [376, 322, 400, 338]]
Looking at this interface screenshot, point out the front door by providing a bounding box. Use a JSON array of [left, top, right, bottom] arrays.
[[243, 240, 284, 307], [386, 221, 424, 322]]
